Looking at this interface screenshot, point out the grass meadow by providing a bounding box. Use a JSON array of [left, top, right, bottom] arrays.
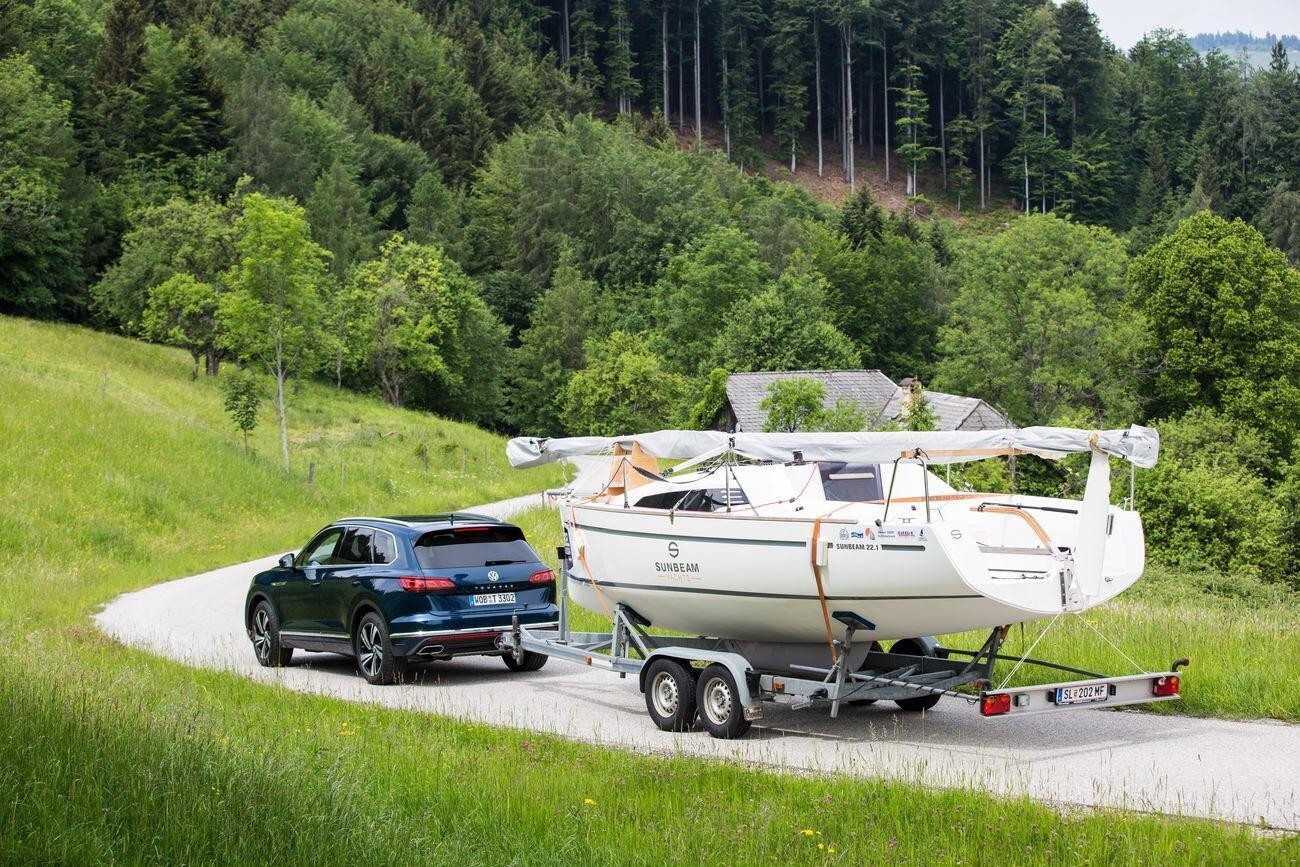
[[0, 315, 1295, 863]]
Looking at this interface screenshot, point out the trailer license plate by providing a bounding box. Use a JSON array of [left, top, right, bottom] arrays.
[[1055, 684, 1109, 705], [472, 592, 515, 606]]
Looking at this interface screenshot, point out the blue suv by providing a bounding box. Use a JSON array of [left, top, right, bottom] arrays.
[[244, 514, 557, 684]]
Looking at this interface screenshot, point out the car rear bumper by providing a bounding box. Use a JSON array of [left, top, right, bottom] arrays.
[[390, 614, 558, 658]]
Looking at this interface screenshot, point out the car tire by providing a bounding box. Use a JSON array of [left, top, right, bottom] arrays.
[[502, 649, 548, 672], [695, 663, 751, 739], [643, 657, 698, 732], [250, 600, 293, 667], [353, 612, 406, 685]]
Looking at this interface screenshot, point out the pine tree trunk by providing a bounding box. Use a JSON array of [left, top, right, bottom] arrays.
[[662, 6, 669, 124], [867, 47, 875, 160], [939, 71, 947, 190], [677, 11, 684, 132], [722, 52, 731, 159], [694, 0, 702, 143], [979, 127, 986, 210], [1041, 88, 1047, 213], [814, 12, 823, 177], [844, 23, 854, 189], [562, 0, 570, 64], [1022, 100, 1029, 212], [882, 33, 889, 186]]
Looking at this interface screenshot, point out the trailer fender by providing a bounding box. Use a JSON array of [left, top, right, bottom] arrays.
[[900, 635, 942, 657], [640, 648, 759, 711]]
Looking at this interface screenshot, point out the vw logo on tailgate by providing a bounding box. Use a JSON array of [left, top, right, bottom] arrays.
[[487, 570, 500, 582]]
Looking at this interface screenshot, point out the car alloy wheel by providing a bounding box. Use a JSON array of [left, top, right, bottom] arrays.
[[358, 620, 383, 679], [253, 608, 272, 661]]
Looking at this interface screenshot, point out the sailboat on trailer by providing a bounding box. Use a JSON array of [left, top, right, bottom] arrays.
[[507, 427, 1158, 654]]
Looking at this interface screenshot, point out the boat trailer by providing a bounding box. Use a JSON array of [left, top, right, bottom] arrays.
[[499, 557, 1187, 740]]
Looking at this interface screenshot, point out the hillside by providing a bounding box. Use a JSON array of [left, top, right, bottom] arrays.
[[0, 315, 565, 622]]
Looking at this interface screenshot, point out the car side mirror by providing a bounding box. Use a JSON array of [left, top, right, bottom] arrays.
[[279, 553, 295, 569]]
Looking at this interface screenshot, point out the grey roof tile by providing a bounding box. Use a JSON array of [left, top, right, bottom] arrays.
[[724, 370, 1012, 432]]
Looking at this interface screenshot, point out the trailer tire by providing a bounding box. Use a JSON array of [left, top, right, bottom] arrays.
[[643, 658, 698, 732], [696, 664, 752, 739], [891, 638, 942, 712]]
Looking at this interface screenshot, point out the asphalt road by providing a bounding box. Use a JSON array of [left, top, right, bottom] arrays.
[[94, 491, 1300, 830]]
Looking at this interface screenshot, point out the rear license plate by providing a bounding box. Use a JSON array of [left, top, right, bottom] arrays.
[[472, 592, 516, 606], [1055, 684, 1109, 705]]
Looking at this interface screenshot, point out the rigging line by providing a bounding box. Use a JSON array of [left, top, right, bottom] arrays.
[[1073, 611, 1147, 675], [567, 504, 614, 622], [996, 610, 1064, 690], [809, 501, 857, 665]]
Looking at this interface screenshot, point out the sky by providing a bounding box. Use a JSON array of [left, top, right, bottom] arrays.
[[1083, 0, 1300, 51]]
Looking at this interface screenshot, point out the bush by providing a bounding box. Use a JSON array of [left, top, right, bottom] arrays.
[[1136, 408, 1288, 581]]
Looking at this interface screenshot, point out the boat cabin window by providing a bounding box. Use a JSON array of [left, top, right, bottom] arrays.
[[634, 491, 689, 510], [818, 462, 883, 502], [634, 488, 748, 512]]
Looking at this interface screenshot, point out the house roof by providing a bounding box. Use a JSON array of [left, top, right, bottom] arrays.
[[724, 370, 1013, 432], [725, 370, 899, 432], [879, 388, 1013, 431]]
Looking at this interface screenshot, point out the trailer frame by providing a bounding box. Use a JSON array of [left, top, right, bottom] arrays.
[[499, 556, 1186, 738]]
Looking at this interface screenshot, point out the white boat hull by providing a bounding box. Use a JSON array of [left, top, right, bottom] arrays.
[[563, 495, 1143, 643]]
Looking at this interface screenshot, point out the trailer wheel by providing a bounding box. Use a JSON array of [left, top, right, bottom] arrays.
[[696, 664, 752, 739], [891, 638, 942, 712], [643, 658, 698, 732]]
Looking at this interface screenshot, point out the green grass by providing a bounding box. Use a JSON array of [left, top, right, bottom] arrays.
[[0, 315, 1295, 863], [514, 507, 1300, 723]]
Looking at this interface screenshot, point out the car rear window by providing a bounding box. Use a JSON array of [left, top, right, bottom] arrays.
[[414, 526, 538, 569]]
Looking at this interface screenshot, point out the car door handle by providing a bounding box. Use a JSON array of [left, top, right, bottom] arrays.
[[351, 580, 362, 586]]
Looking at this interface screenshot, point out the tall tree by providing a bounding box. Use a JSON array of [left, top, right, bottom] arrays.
[[219, 193, 330, 472], [997, 2, 1062, 213], [934, 214, 1143, 426], [1132, 211, 1300, 456], [892, 60, 937, 205], [770, 0, 810, 172], [606, 0, 639, 114], [0, 55, 79, 316]]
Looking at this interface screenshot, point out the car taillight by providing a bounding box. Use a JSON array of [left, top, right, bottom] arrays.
[[980, 693, 1012, 716], [1152, 675, 1180, 697], [529, 568, 556, 584], [399, 576, 455, 591]]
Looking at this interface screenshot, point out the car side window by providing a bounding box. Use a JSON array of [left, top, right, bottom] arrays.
[[335, 528, 375, 565], [371, 530, 397, 565], [299, 528, 344, 567]]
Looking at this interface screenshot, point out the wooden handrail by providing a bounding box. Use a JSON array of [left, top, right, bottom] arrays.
[[973, 503, 1055, 551]]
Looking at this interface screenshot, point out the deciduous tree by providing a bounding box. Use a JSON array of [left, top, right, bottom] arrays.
[[219, 193, 330, 472]]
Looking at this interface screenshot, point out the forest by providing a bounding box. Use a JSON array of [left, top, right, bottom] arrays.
[[4, 0, 1300, 583]]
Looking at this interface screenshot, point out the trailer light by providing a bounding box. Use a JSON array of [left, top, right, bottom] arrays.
[[981, 693, 1012, 716], [1152, 675, 1180, 697], [399, 576, 455, 591], [529, 568, 556, 584]]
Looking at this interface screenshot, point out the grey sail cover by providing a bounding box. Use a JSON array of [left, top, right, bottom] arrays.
[[506, 426, 1159, 469]]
